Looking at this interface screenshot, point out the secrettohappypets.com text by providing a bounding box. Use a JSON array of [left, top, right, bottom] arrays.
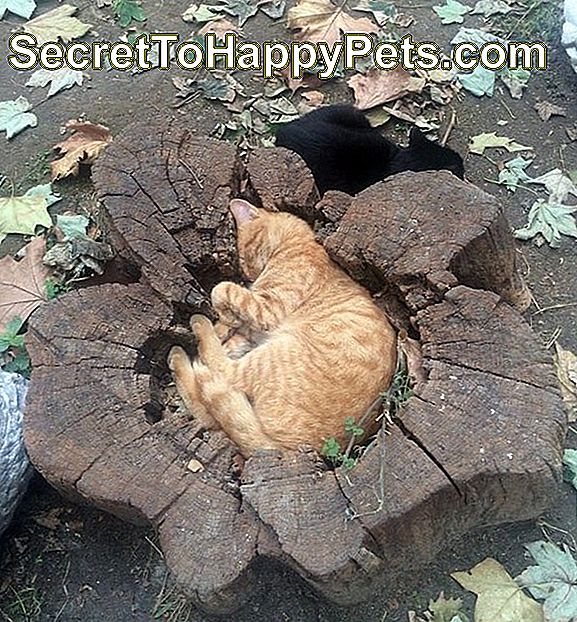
[[6, 32, 547, 79]]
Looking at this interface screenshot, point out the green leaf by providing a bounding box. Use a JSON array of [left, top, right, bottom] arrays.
[[0, 96, 37, 139], [217, 0, 259, 25], [433, 0, 471, 24], [56, 214, 89, 240], [514, 200, 577, 248], [2, 316, 24, 338], [498, 156, 533, 191], [321, 437, 341, 459], [2, 349, 31, 378], [563, 448, 577, 490], [469, 132, 532, 155], [457, 66, 495, 97], [0, 0, 35, 19], [182, 3, 223, 22], [516, 541, 577, 622], [114, 0, 146, 27]]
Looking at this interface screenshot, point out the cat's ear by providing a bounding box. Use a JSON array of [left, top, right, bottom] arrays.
[[229, 199, 260, 226]]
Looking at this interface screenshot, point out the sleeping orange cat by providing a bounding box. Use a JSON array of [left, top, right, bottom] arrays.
[[168, 199, 397, 457]]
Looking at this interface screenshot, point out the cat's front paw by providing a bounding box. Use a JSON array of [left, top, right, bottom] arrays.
[[211, 282, 241, 328], [167, 345, 188, 373]]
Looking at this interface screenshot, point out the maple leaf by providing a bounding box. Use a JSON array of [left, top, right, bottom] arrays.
[[0, 96, 37, 139], [516, 541, 577, 622], [23, 4, 91, 44], [25, 66, 84, 98], [469, 132, 532, 155], [0, 183, 60, 244], [113, 0, 146, 27], [217, 0, 262, 26], [535, 100, 566, 122], [0, 236, 52, 333], [528, 168, 577, 203], [555, 344, 577, 421], [433, 0, 471, 24], [347, 67, 425, 110], [457, 66, 495, 97], [497, 156, 533, 191], [500, 68, 530, 99], [287, 0, 378, 46], [452, 558, 544, 622], [353, 0, 397, 26], [183, 2, 224, 22], [51, 121, 112, 180], [0, 0, 35, 19], [514, 200, 577, 248], [471, 0, 511, 16]]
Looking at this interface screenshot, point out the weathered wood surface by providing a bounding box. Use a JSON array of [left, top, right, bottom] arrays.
[[24, 118, 566, 613]]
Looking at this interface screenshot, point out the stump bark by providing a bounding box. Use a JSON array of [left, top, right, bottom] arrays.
[[23, 118, 566, 613]]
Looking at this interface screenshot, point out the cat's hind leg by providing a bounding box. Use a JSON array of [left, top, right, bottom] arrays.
[[167, 345, 218, 429], [194, 365, 277, 457]]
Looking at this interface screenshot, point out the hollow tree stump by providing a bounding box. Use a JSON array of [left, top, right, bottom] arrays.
[[23, 118, 566, 613]]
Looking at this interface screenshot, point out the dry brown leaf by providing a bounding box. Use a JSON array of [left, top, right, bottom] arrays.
[[0, 237, 52, 333], [534, 100, 567, 122], [24, 4, 92, 45], [287, 0, 378, 46], [51, 121, 112, 180], [198, 16, 243, 37], [347, 67, 425, 110], [298, 89, 325, 114], [555, 343, 577, 422]]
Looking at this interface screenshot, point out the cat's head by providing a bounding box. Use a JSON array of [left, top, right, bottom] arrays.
[[229, 199, 314, 281], [389, 128, 465, 180]]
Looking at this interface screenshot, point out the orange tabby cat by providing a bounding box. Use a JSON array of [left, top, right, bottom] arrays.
[[168, 199, 397, 457]]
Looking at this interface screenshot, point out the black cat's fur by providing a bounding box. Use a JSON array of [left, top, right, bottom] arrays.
[[275, 104, 465, 195]]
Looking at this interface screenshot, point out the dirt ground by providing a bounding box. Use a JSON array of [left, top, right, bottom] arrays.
[[1, 0, 577, 620]]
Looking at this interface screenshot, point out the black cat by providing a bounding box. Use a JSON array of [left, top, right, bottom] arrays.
[[275, 104, 465, 195]]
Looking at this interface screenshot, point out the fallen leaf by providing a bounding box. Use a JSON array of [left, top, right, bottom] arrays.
[[51, 121, 112, 180], [469, 132, 532, 155], [364, 106, 391, 127], [514, 200, 577, 248], [260, 0, 286, 19], [0, 237, 52, 333], [24, 4, 91, 44], [451, 26, 507, 47], [43, 237, 113, 277], [0, 96, 37, 139], [499, 68, 530, 99], [25, 66, 84, 98], [457, 66, 495, 97], [564, 448, 577, 488], [33, 508, 64, 530], [347, 67, 425, 110], [353, 0, 397, 26], [528, 168, 577, 203], [0, 183, 59, 243], [195, 71, 245, 103], [433, 0, 471, 24], [198, 16, 242, 37], [56, 214, 89, 240], [471, 0, 511, 16], [452, 557, 544, 622], [535, 101, 567, 122], [288, 0, 378, 46], [497, 156, 533, 191], [428, 591, 468, 622], [298, 89, 324, 114], [217, 0, 262, 25], [183, 2, 223, 22], [554, 344, 577, 421], [0, 0, 35, 19], [516, 541, 577, 622]]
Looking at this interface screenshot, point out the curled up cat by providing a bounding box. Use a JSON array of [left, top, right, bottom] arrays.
[[168, 199, 397, 458]]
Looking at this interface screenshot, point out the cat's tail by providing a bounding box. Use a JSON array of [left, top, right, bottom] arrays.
[[194, 362, 277, 457]]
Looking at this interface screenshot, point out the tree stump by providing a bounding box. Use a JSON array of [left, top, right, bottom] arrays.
[[23, 118, 567, 613]]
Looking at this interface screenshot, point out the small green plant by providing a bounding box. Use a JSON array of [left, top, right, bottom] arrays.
[[0, 317, 31, 379], [45, 278, 70, 301], [113, 0, 147, 27], [321, 416, 365, 470]]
